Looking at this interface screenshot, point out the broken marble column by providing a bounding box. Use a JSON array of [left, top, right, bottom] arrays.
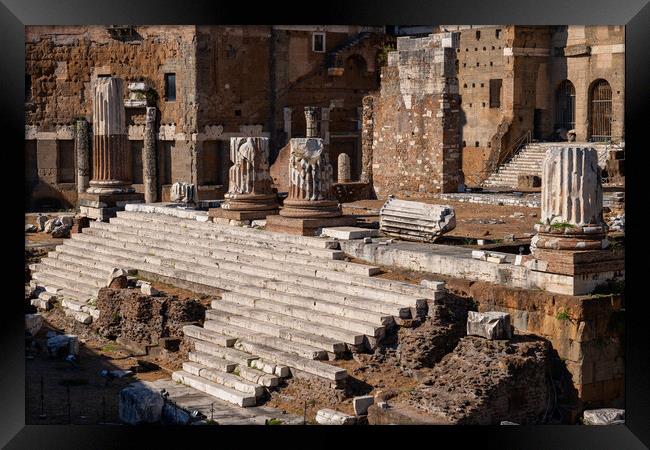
[[532, 146, 608, 252], [338, 153, 351, 183], [75, 118, 90, 193], [380, 196, 456, 242], [87, 77, 134, 194], [279, 137, 341, 218], [210, 137, 279, 221], [540, 147, 603, 226], [170, 182, 196, 204], [304, 107, 318, 138], [142, 106, 158, 203]]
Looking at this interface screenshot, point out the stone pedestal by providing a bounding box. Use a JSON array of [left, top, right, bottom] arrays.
[[208, 137, 279, 222], [84, 77, 143, 220], [266, 137, 356, 235], [529, 147, 623, 282]]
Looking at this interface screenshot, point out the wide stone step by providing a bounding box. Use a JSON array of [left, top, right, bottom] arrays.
[[182, 325, 238, 348], [182, 361, 264, 397], [32, 262, 106, 289], [171, 370, 257, 407], [188, 351, 237, 373], [66, 232, 414, 324], [39, 256, 113, 281], [118, 209, 341, 250], [202, 318, 330, 360], [104, 214, 379, 275], [80, 225, 418, 309], [233, 340, 348, 382], [221, 289, 392, 326], [212, 296, 383, 338], [113, 212, 343, 257], [31, 270, 99, 298], [192, 340, 260, 366], [207, 304, 364, 346], [204, 314, 346, 354]]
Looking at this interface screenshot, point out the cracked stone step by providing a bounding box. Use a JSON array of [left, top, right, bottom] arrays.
[[188, 351, 238, 373], [182, 325, 237, 348], [203, 315, 347, 355], [192, 340, 259, 367], [182, 361, 264, 397], [200, 319, 329, 360], [171, 370, 257, 407]]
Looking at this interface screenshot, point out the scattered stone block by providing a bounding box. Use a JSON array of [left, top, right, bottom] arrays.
[[363, 237, 373, 243], [25, 224, 37, 233], [315, 408, 356, 425], [119, 382, 164, 425], [583, 408, 625, 425], [25, 314, 43, 336], [321, 227, 379, 240], [140, 282, 160, 296], [195, 214, 210, 222], [106, 268, 129, 288], [380, 197, 456, 243], [477, 239, 486, 246], [486, 255, 507, 264], [353, 396, 375, 416], [420, 279, 445, 290], [251, 219, 267, 228], [467, 311, 512, 340], [46, 334, 79, 356], [471, 250, 487, 260], [44, 218, 60, 233], [60, 216, 74, 227], [51, 224, 71, 238]]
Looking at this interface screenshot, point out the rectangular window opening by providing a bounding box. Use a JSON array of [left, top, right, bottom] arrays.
[[312, 32, 326, 53], [164, 73, 176, 102], [489, 78, 502, 108]]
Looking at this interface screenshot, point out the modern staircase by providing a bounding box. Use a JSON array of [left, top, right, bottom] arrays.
[[482, 142, 611, 188], [30, 209, 446, 408]]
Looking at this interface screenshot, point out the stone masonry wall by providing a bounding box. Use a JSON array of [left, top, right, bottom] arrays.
[[370, 32, 461, 197]]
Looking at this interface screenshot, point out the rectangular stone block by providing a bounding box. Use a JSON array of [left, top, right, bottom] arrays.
[[315, 408, 356, 425], [467, 311, 512, 340], [321, 227, 379, 240], [353, 395, 375, 416], [265, 215, 357, 237]]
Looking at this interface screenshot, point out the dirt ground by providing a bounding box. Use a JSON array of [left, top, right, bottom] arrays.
[[26, 308, 171, 425], [343, 198, 541, 241]]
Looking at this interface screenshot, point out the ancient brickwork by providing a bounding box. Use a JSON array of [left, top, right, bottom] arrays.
[[370, 32, 461, 196]]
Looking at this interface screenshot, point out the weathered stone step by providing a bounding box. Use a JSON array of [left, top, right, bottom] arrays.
[[32, 262, 107, 290], [236, 364, 279, 387], [221, 288, 393, 326], [39, 256, 113, 282], [80, 226, 418, 309], [212, 296, 384, 338], [192, 340, 259, 366], [89, 220, 379, 276], [112, 213, 342, 258], [205, 313, 346, 354], [118, 209, 340, 250], [188, 351, 237, 373], [182, 325, 238, 348], [171, 370, 257, 407], [182, 361, 264, 397], [233, 340, 348, 382], [202, 318, 330, 360], [206, 304, 364, 346], [31, 270, 99, 298]]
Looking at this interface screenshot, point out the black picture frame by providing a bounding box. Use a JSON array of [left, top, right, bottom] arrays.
[[3, 0, 649, 447]]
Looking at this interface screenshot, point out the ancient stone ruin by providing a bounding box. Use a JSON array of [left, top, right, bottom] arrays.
[[209, 137, 279, 222]]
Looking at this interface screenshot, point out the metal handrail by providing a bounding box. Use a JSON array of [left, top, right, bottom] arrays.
[[466, 129, 532, 187]]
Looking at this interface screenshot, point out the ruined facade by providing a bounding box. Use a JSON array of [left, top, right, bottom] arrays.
[[364, 25, 625, 194], [25, 25, 625, 207], [25, 25, 386, 210]]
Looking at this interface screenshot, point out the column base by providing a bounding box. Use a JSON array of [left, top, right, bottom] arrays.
[[78, 191, 145, 222], [526, 248, 624, 276], [265, 214, 357, 236], [87, 180, 135, 195], [280, 199, 342, 218], [208, 208, 280, 222]]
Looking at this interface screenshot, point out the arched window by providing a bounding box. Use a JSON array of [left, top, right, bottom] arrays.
[[589, 79, 612, 142], [555, 80, 575, 130]]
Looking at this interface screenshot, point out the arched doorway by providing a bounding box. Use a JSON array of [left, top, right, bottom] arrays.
[[555, 80, 575, 131], [589, 79, 612, 142]]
